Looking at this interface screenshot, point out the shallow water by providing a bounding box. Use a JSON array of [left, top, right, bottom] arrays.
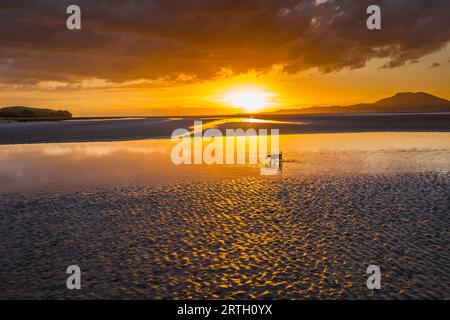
[[0, 132, 449, 299], [0, 132, 449, 193]]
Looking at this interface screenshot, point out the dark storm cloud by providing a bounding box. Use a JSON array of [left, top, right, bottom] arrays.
[[0, 0, 449, 86]]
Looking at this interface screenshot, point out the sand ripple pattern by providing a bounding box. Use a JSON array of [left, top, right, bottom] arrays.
[[0, 173, 449, 299]]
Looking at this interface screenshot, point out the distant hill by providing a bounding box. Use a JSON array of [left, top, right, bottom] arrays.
[[374, 92, 450, 109], [269, 92, 450, 115], [0, 106, 72, 119]]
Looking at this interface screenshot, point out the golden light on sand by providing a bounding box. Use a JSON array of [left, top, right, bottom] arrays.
[[222, 90, 275, 113]]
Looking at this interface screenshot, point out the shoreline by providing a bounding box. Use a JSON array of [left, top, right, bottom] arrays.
[[0, 128, 450, 146], [0, 113, 450, 145]]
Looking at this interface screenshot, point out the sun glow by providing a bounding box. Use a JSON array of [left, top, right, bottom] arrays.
[[222, 90, 275, 113]]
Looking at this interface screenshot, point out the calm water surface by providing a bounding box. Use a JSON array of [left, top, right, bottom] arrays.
[[0, 132, 449, 193]]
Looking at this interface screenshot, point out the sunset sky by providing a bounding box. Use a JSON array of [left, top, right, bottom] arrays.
[[0, 0, 449, 116]]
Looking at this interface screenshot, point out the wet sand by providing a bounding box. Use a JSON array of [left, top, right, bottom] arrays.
[[0, 172, 449, 299], [0, 113, 449, 145], [0, 132, 449, 299]]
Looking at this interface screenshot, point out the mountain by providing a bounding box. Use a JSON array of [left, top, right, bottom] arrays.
[[269, 92, 450, 115], [374, 92, 450, 109], [0, 106, 72, 119]]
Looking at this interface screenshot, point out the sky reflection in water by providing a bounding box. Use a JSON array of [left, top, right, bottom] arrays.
[[0, 132, 449, 193]]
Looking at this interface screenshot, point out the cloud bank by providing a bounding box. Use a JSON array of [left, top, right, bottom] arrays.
[[0, 0, 449, 87]]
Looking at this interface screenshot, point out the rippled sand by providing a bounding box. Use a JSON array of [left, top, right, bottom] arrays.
[[0, 172, 448, 299]]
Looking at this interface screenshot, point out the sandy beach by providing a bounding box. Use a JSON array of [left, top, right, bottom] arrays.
[[0, 129, 449, 299], [0, 172, 448, 299]]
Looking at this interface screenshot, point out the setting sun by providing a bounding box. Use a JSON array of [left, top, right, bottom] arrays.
[[223, 91, 275, 113]]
